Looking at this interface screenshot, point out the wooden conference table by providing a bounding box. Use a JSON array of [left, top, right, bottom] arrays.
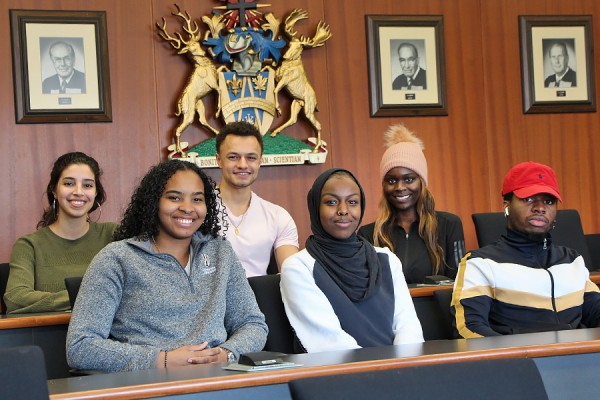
[[47, 328, 600, 399], [3, 273, 600, 379]]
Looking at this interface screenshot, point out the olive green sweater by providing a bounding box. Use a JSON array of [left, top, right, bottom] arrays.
[[5, 222, 117, 314]]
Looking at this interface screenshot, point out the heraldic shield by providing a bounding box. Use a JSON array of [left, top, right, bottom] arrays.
[[218, 70, 276, 136]]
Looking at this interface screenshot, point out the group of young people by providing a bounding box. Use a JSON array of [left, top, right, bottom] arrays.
[[7, 120, 598, 374]]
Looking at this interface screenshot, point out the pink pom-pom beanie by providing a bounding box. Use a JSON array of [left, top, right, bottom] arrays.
[[379, 124, 428, 186]]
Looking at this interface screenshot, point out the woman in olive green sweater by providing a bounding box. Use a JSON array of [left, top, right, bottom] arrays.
[[4, 152, 116, 314]]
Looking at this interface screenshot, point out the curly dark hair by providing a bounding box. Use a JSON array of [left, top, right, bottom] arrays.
[[113, 160, 223, 241], [215, 121, 263, 154], [37, 152, 106, 229]]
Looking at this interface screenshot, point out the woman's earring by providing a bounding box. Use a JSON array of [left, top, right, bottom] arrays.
[[504, 208, 510, 217], [552, 220, 556, 230], [52, 198, 58, 219]]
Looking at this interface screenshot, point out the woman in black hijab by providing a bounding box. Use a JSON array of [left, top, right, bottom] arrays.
[[280, 168, 423, 353]]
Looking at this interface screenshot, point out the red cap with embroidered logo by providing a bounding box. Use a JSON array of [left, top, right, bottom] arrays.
[[502, 161, 562, 201]]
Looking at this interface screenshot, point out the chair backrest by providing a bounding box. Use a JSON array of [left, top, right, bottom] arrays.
[[247, 274, 295, 354], [433, 288, 455, 339], [471, 212, 506, 248], [472, 209, 593, 270], [585, 234, 600, 271], [288, 358, 548, 400], [64, 276, 83, 309], [412, 295, 453, 341], [0, 345, 49, 399], [0, 262, 9, 314], [266, 248, 279, 275]]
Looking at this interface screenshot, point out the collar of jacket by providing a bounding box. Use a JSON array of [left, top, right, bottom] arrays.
[[501, 228, 552, 268]]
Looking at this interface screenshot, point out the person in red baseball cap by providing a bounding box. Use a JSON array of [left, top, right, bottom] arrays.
[[453, 161, 600, 339], [501, 161, 561, 242]]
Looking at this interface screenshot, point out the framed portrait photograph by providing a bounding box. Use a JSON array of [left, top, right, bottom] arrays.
[[519, 15, 595, 114], [366, 15, 447, 117], [10, 9, 112, 123]]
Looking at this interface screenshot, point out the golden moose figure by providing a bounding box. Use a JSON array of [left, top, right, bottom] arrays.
[[270, 9, 332, 152], [157, 5, 224, 157]]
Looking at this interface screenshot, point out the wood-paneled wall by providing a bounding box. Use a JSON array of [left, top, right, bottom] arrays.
[[1, 0, 598, 263]]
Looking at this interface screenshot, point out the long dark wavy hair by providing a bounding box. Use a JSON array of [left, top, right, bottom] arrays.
[[113, 160, 222, 241], [37, 152, 106, 229]]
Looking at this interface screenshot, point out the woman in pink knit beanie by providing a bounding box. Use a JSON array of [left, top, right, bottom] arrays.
[[358, 124, 465, 284]]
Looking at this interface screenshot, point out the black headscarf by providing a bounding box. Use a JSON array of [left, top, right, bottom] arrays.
[[305, 168, 382, 302]]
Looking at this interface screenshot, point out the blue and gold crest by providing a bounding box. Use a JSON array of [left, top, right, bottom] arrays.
[[157, 1, 331, 166]]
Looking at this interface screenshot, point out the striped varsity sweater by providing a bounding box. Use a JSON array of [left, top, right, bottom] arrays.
[[453, 229, 600, 338]]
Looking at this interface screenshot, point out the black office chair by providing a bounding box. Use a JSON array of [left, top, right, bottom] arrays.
[[64, 276, 83, 309], [433, 288, 455, 339], [0, 346, 49, 399], [472, 209, 593, 270], [288, 358, 549, 400], [266, 248, 279, 275], [247, 274, 295, 353], [0, 262, 9, 314], [585, 234, 600, 271], [413, 295, 453, 341]]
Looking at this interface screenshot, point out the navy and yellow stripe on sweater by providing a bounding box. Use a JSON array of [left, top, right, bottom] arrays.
[[453, 230, 600, 338]]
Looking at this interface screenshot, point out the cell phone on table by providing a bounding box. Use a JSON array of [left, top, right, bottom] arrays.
[[422, 275, 454, 285]]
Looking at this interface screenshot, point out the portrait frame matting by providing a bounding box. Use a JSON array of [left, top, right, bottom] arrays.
[[519, 15, 595, 114], [365, 15, 447, 117], [9, 9, 112, 123]]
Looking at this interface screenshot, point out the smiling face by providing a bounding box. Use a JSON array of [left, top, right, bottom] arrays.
[[398, 44, 419, 79], [383, 166, 422, 213], [50, 42, 75, 79], [505, 193, 557, 241], [216, 135, 261, 189], [53, 163, 97, 222], [319, 174, 362, 240], [157, 170, 206, 244]]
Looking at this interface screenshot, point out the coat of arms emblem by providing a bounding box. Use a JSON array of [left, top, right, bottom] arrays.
[[157, 1, 331, 167]]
